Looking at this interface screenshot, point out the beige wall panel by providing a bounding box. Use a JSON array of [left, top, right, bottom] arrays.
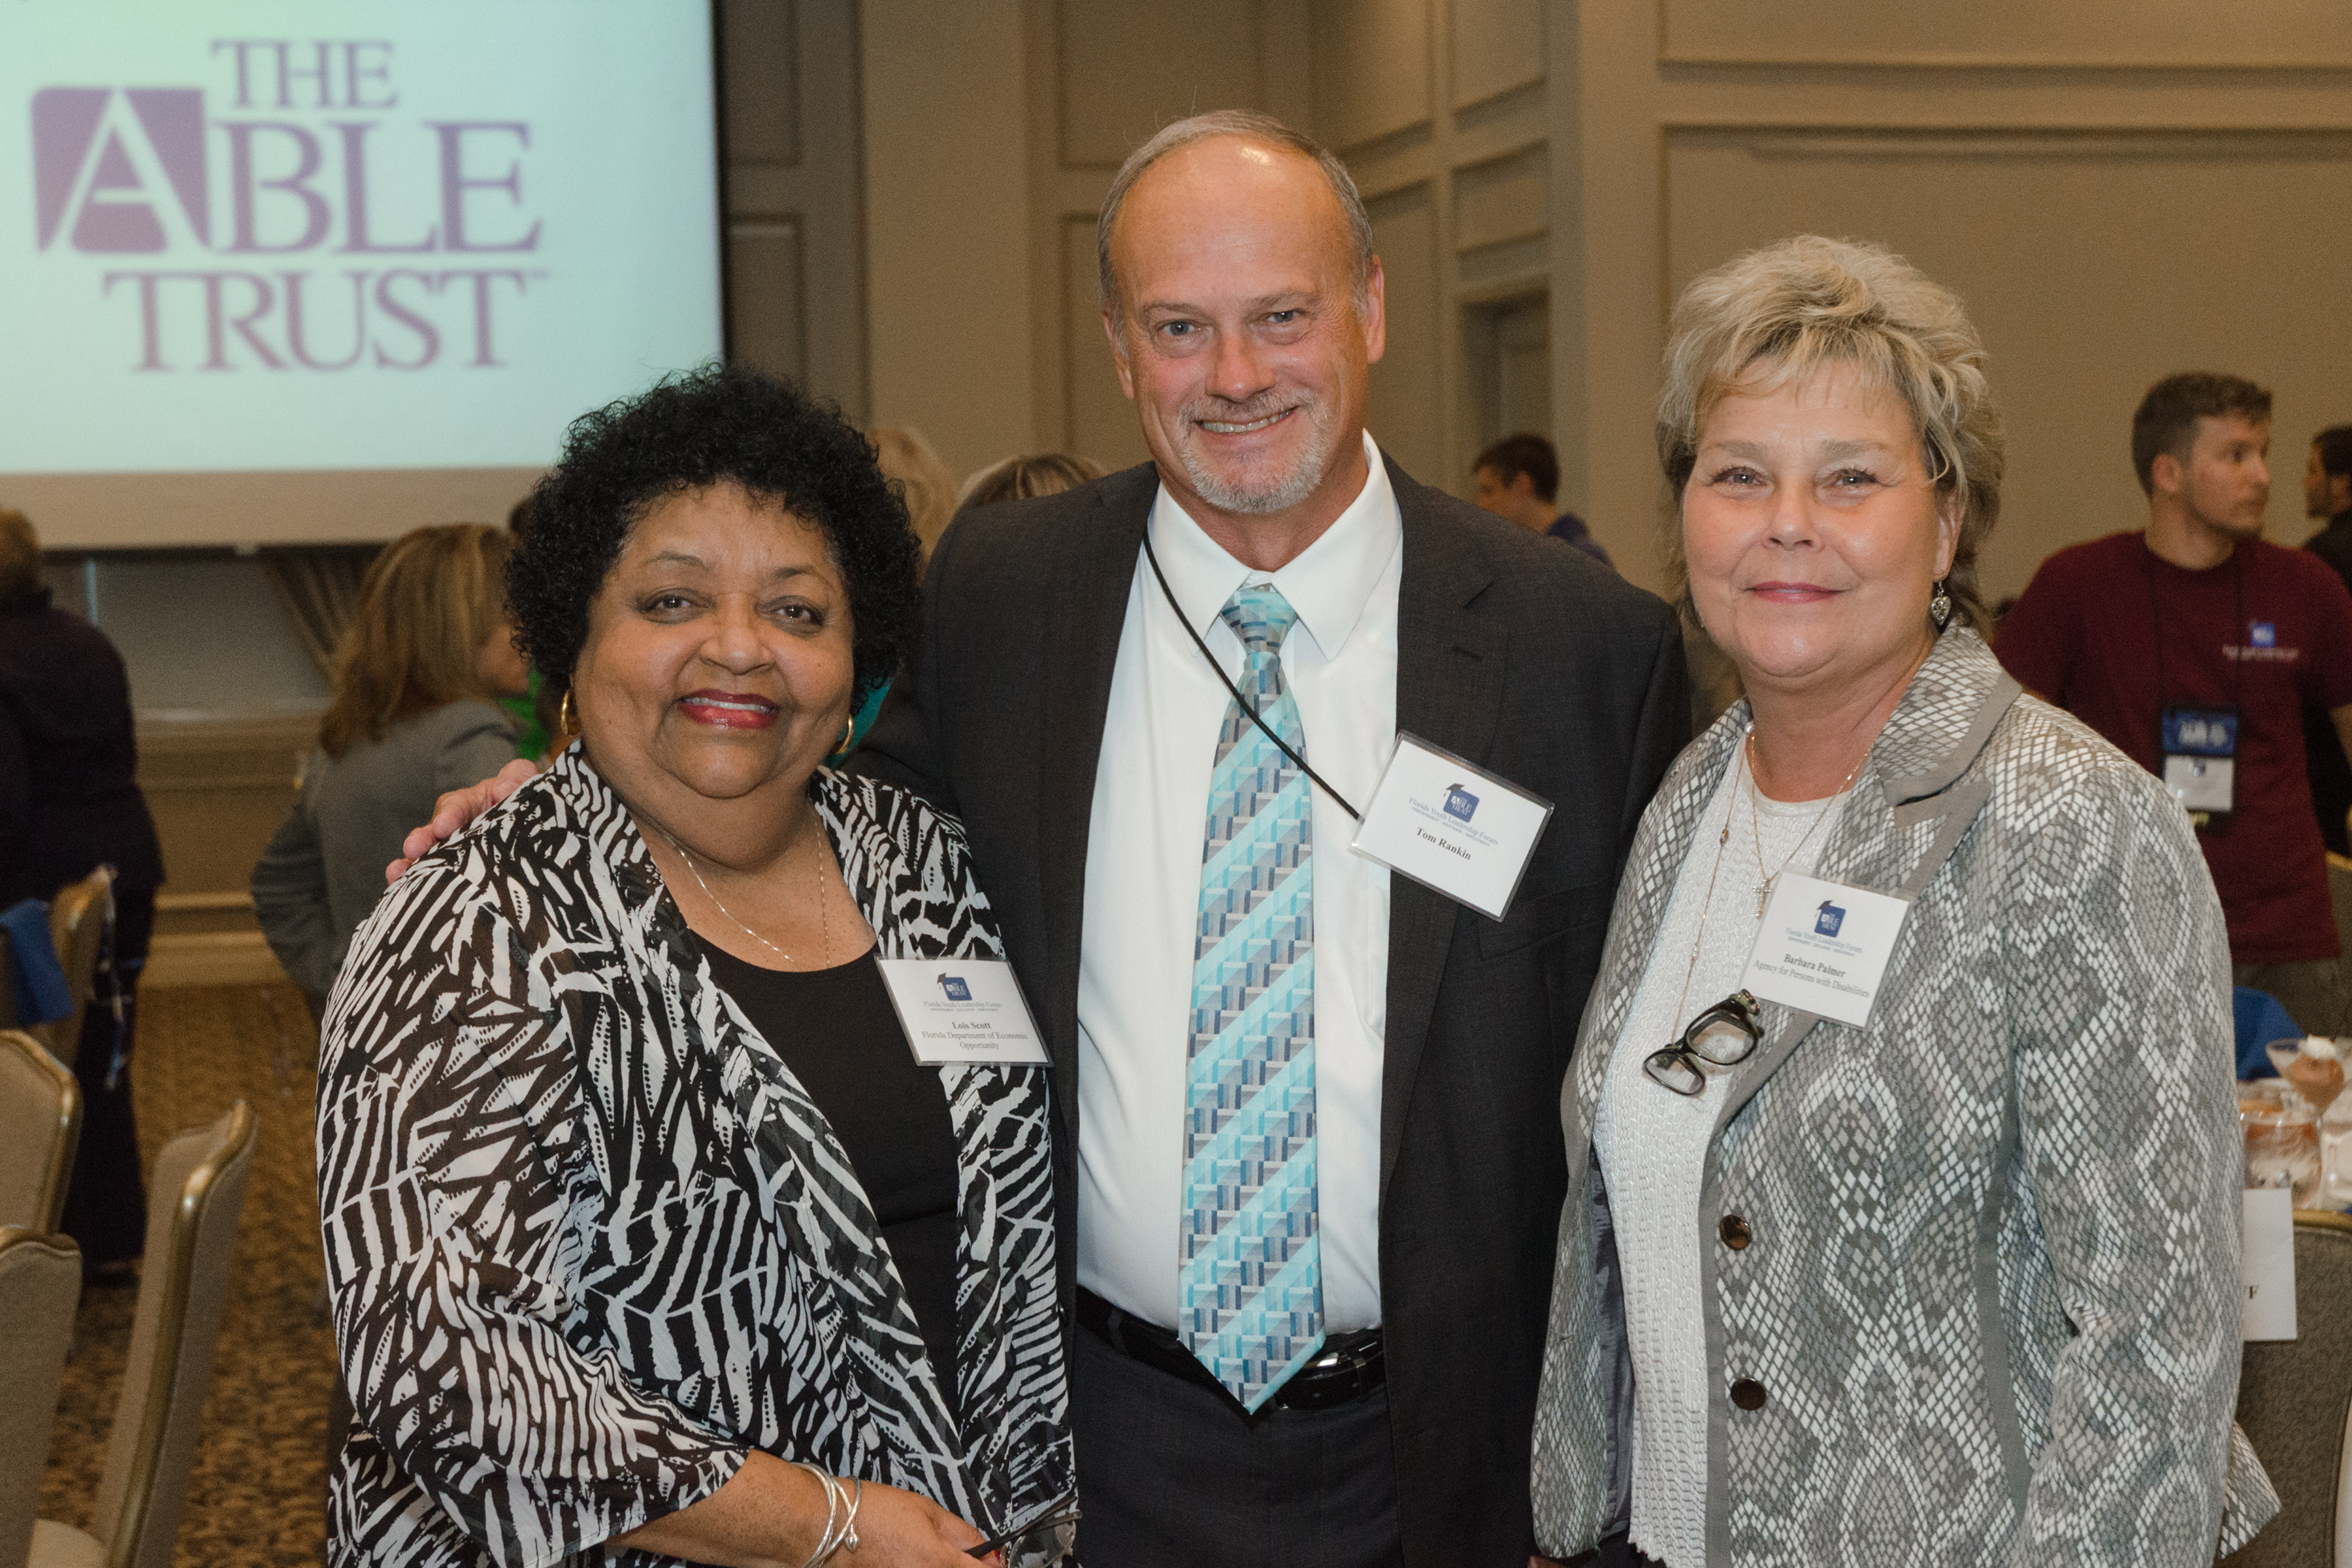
[[862, 0, 1035, 479], [1454, 142, 1548, 252], [1312, 0, 1435, 151], [1450, 0, 1544, 110], [727, 220, 808, 387], [1365, 183, 1444, 481], [1660, 0, 2352, 67], [1061, 217, 1152, 473], [1664, 129, 2352, 604], [721, 0, 801, 165], [1057, 0, 1264, 168]]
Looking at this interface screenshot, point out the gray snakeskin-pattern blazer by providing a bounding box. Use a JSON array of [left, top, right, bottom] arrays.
[[1531, 629, 2277, 1565], [317, 749, 1072, 1567]]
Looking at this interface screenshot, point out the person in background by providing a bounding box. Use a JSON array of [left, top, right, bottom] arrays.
[[1472, 431, 1612, 566], [1997, 375, 2352, 1036], [2302, 423, 2352, 851], [325, 365, 1071, 1566], [957, 451, 1107, 512], [1532, 235, 2272, 1567], [0, 505, 165, 1279], [500, 495, 559, 760], [250, 524, 527, 1021], [871, 425, 959, 563]]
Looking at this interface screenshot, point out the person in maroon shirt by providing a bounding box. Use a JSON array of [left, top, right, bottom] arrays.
[[1997, 374, 2352, 1036]]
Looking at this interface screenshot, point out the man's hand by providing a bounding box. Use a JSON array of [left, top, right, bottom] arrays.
[[384, 757, 540, 884]]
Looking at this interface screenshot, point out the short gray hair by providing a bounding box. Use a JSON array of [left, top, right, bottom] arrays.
[[1095, 110, 1375, 340], [1656, 235, 2005, 630]]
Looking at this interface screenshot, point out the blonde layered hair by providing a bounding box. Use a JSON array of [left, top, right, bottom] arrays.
[[1657, 235, 2004, 629], [0, 508, 40, 600], [319, 523, 513, 757]]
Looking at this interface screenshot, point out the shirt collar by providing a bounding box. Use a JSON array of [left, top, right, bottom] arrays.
[[1144, 430, 1403, 661]]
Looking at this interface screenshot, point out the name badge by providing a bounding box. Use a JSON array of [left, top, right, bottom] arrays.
[[2160, 703, 2238, 822], [1737, 872, 1910, 1028], [2241, 1186, 2297, 1341], [1347, 731, 1552, 919], [873, 958, 1050, 1067]]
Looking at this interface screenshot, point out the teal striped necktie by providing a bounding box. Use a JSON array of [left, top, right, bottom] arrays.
[[1180, 582, 1324, 1412]]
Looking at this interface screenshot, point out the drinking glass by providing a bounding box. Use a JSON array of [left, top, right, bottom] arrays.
[[2242, 1077, 2322, 1207]]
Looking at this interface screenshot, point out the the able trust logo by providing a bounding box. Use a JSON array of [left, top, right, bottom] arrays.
[[936, 974, 973, 1002], [1442, 781, 1479, 823], [28, 41, 544, 372]]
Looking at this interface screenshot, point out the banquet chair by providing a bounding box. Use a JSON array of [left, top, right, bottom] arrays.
[[0, 1228, 81, 1568], [0, 1030, 82, 1233], [38, 869, 112, 1066], [2225, 1209, 2352, 1567], [28, 1102, 257, 1568]]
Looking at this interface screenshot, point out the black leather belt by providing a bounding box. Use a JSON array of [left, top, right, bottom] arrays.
[[1075, 1287, 1384, 1416]]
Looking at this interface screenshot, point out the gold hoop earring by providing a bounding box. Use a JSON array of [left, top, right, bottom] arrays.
[[559, 688, 578, 736], [836, 715, 857, 754]]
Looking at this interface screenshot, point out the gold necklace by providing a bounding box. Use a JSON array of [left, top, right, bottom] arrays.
[[1744, 728, 1865, 919], [659, 819, 832, 968]]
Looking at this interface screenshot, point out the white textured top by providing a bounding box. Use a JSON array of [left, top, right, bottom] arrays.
[[1075, 431, 1403, 1330], [1592, 749, 1847, 1567]]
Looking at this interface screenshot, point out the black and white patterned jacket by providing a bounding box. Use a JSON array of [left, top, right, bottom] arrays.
[[1531, 629, 2276, 1565], [316, 748, 1072, 1567]]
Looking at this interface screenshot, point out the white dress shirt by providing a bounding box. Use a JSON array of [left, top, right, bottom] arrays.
[[1075, 431, 1403, 1332]]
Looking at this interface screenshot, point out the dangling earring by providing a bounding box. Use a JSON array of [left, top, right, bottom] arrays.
[[1929, 577, 1953, 631], [558, 687, 578, 736]]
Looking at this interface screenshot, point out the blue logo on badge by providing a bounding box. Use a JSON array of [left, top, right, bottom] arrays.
[[937, 974, 972, 1002], [2252, 621, 2278, 648], [1443, 782, 1479, 821], [1815, 901, 1846, 938]]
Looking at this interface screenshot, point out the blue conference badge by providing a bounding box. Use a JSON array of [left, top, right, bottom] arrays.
[[936, 974, 973, 1002], [1814, 900, 1846, 938], [1443, 782, 1479, 822]]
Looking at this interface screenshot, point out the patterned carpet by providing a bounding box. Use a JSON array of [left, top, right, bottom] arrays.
[[37, 981, 336, 1567]]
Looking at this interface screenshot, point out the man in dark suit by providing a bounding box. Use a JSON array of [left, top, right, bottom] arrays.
[[859, 112, 1686, 1567]]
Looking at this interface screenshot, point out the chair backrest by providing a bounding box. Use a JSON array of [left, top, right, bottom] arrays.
[[88, 1102, 257, 1568], [0, 1228, 82, 1568], [0, 1030, 82, 1233], [40, 868, 112, 1066], [2226, 1209, 2352, 1567]]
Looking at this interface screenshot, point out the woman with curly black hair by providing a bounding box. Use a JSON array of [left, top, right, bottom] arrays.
[[318, 366, 1075, 1568]]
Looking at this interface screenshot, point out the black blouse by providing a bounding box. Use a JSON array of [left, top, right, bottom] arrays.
[[697, 941, 963, 1413]]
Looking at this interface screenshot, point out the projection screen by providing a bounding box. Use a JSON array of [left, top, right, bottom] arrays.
[[0, 1, 723, 547]]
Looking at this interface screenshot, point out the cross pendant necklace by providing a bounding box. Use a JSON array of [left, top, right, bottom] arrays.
[[1742, 728, 1865, 921]]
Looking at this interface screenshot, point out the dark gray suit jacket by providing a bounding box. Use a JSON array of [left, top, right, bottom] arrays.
[[858, 455, 1687, 1566]]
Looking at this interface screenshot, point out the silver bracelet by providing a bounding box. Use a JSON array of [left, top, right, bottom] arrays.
[[791, 1463, 846, 1568], [841, 1477, 863, 1554]]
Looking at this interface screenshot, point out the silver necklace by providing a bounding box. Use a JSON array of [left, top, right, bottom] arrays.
[[659, 822, 830, 968], [1744, 728, 1864, 919]]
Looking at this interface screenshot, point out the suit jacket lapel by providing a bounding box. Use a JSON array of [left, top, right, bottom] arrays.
[[1037, 466, 1155, 1096], [1380, 460, 1509, 1197]]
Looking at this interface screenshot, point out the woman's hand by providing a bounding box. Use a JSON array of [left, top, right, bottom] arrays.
[[613, 1454, 994, 1567], [384, 757, 540, 883], [849, 1482, 997, 1563]]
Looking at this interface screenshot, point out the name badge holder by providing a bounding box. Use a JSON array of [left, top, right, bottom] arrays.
[[1737, 871, 1911, 1028], [872, 958, 1051, 1068], [1348, 732, 1553, 920], [2160, 704, 2238, 826]]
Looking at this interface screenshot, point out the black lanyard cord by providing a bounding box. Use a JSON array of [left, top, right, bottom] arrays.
[[1141, 531, 1363, 822], [2147, 542, 2247, 711]]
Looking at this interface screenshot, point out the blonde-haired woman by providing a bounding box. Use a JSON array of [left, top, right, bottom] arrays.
[[1529, 236, 2275, 1566], [252, 523, 529, 1015]]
